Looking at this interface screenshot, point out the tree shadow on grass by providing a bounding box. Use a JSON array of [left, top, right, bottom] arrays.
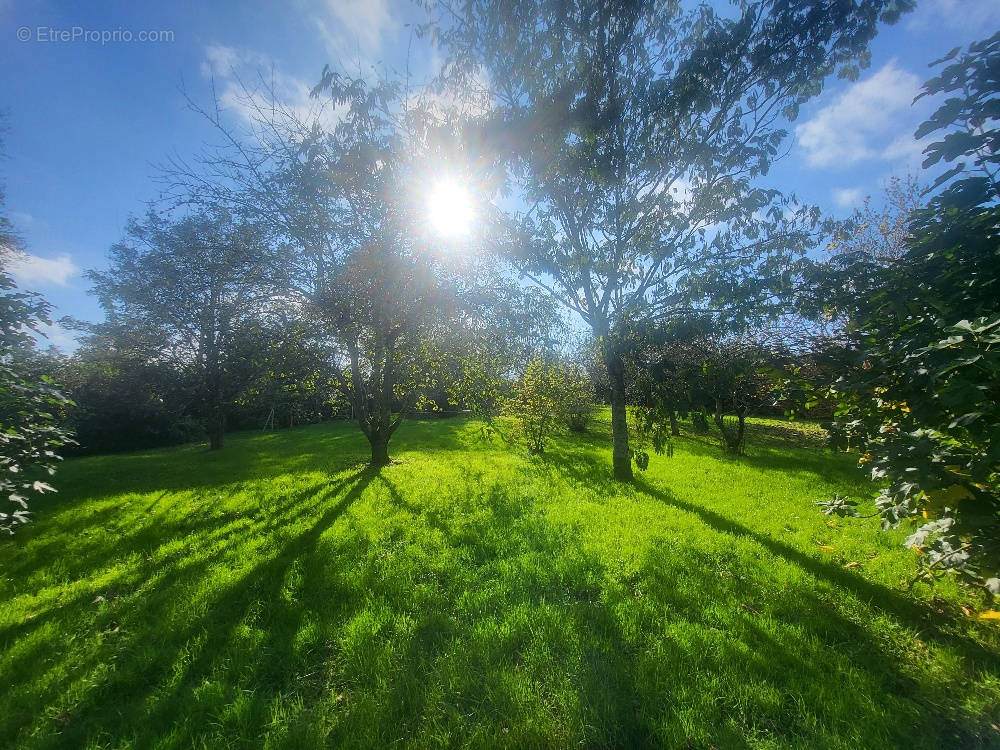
[[632, 542, 991, 746], [529, 447, 999, 735], [0, 477, 345, 646], [543, 425, 860, 490], [631, 475, 998, 659], [545, 446, 995, 661], [126, 468, 375, 739], [346, 473, 994, 747], [5, 418, 484, 594], [688, 440, 864, 486], [370, 473, 652, 747], [45, 417, 477, 503], [2, 467, 375, 747], [6, 444, 999, 748]]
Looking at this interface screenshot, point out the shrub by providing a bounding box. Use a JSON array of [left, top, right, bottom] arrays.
[[508, 358, 595, 453]]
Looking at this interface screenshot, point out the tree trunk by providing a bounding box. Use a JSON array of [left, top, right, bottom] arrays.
[[669, 409, 679, 437], [208, 408, 225, 450], [603, 344, 633, 482], [368, 429, 391, 468], [714, 409, 746, 455]]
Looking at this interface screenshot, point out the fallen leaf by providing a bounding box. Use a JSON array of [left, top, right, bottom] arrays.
[[843, 561, 860, 569], [818, 545, 836, 552]]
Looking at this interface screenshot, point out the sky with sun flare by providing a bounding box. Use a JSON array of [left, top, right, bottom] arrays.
[[1, 0, 998, 349]]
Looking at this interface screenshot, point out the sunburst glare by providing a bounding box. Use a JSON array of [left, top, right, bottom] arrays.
[[426, 178, 475, 239]]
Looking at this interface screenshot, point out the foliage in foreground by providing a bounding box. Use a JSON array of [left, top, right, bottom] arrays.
[[816, 32, 1000, 590], [0, 149, 74, 534], [1, 417, 998, 748]]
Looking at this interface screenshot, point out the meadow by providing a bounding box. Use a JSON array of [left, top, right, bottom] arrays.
[[1, 414, 998, 748]]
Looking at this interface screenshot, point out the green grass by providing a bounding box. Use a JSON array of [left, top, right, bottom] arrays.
[[1, 414, 999, 748]]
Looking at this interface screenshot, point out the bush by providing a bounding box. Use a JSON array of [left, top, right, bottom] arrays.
[[508, 358, 595, 453], [61, 354, 200, 454], [562, 365, 594, 432]]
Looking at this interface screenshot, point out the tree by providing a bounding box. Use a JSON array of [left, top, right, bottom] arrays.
[[89, 209, 287, 450], [0, 273, 75, 533], [426, 283, 566, 418], [164, 71, 550, 467], [817, 31, 1000, 590], [626, 320, 777, 456], [828, 174, 924, 265], [60, 340, 201, 454], [626, 318, 713, 438], [701, 338, 775, 454], [431, 0, 911, 480], [562, 361, 595, 432], [226, 317, 345, 430], [0, 126, 74, 531]]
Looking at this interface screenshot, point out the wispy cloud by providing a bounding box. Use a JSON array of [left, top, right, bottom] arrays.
[[906, 0, 1000, 33], [200, 44, 339, 130], [311, 0, 394, 61], [832, 187, 864, 209], [36, 321, 79, 353], [8, 210, 39, 230], [881, 133, 928, 170], [796, 61, 923, 169], [6, 252, 78, 286]]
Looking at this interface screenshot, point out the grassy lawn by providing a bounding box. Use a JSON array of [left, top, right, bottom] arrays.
[[1, 414, 998, 748]]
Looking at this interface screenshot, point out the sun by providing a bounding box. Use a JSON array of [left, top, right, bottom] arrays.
[[426, 178, 475, 239]]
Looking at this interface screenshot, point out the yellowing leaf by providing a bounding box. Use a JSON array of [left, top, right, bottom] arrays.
[[978, 610, 1000, 621], [928, 484, 974, 506], [818, 545, 836, 552]]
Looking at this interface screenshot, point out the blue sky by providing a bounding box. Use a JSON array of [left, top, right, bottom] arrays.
[[1, 0, 998, 349]]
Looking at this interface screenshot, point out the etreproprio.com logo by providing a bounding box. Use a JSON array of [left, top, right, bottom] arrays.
[[16, 26, 175, 44]]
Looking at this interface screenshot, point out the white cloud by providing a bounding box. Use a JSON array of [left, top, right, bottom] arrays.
[[906, 0, 1000, 32], [796, 61, 922, 169], [200, 43, 245, 78], [6, 252, 78, 286], [881, 133, 928, 169], [36, 322, 79, 353], [312, 0, 393, 59], [832, 187, 863, 209], [200, 44, 340, 130]]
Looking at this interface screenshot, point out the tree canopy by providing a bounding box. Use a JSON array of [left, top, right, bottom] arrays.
[[429, 0, 912, 479]]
